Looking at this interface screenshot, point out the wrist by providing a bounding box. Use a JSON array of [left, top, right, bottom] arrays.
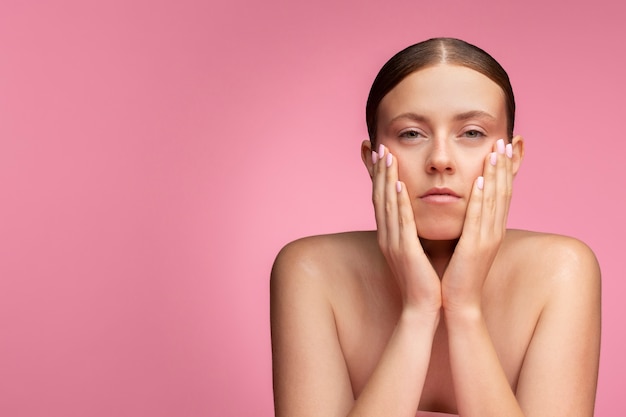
[[442, 302, 484, 327], [441, 286, 481, 317], [400, 304, 441, 329], [402, 287, 442, 317]]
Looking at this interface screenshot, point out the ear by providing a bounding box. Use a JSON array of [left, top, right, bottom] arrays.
[[511, 135, 525, 177], [361, 140, 375, 179]]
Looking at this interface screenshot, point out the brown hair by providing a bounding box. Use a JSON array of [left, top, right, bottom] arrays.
[[366, 38, 515, 145]]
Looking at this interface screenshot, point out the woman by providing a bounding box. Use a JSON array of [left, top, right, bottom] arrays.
[[270, 38, 600, 417]]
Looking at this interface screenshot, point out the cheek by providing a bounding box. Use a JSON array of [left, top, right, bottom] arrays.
[[458, 160, 487, 196], [460, 147, 491, 177], [468, 158, 487, 177], [395, 157, 422, 187]]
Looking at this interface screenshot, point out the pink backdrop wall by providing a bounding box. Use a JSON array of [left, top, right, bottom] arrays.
[[1, 1, 623, 416]]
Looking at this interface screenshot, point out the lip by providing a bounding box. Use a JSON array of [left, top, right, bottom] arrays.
[[419, 187, 461, 204]]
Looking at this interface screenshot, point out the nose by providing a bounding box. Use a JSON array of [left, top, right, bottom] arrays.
[[426, 138, 455, 174]]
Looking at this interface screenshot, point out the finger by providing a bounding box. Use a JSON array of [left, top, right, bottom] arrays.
[[494, 139, 508, 234], [503, 142, 514, 225], [396, 180, 420, 254], [460, 175, 484, 242], [384, 150, 400, 251], [481, 149, 498, 237], [372, 146, 387, 246]]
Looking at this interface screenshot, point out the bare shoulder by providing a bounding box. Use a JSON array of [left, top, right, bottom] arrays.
[[503, 229, 601, 288], [271, 231, 380, 287], [270, 231, 381, 416], [270, 230, 386, 341], [506, 230, 601, 415]]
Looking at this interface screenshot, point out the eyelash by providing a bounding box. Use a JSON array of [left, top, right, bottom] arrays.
[[462, 129, 486, 139], [399, 129, 423, 140], [398, 129, 486, 141]]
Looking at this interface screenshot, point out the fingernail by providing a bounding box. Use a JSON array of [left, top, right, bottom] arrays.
[[386, 152, 392, 167], [477, 176, 484, 190], [396, 181, 402, 193], [378, 144, 385, 157], [371, 150, 378, 164], [490, 152, 497, 166], [506, 143, 513, 158], [497, 138, 505, 154]]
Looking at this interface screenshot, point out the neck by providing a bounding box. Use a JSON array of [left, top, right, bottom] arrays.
[[420, 238, 459, 278]]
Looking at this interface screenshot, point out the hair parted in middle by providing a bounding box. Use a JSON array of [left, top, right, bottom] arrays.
[[365, 38, 515, 145]]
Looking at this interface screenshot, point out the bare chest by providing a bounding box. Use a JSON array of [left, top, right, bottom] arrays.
[[333, 274, 541, 414]]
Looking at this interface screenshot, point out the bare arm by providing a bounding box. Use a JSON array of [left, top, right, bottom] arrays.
[[445, 239, 600, 417], [271, 146, 442, 417], [515, 239, 601, 416], [270, 241, 354, 417], [441, 139, 525, 417], [270, 241, 439, 417], [442, 141, 601, 416]]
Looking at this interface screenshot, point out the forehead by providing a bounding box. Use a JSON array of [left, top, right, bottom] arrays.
[[378, 64, 506, 122]]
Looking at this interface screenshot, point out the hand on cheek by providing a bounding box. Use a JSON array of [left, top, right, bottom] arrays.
[[442, 138, 514, 312], [484, 138, 514, 232], [371, 144, 441, 314]]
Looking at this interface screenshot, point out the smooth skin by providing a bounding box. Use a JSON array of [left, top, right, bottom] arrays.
[[271, 65, 601, 417]]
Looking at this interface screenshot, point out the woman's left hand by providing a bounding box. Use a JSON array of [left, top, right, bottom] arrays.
[[441, 138, 514, 314]]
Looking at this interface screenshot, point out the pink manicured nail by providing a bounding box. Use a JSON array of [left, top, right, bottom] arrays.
[[378, 144, 385, 157], [386, 152, 392, 167], [372, 150, 378, 164], [506, 143, 513, 158], [477, 176, 484, 190], [496, 138, 505, 154], [396, 181, 402, 193], [490, 152, 497, 166]]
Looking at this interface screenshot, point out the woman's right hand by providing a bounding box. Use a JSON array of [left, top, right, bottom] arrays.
[[371, 144, 442, 315]]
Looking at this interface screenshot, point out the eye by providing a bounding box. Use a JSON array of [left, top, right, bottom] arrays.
[[463, 129, 485, 139], [399, 129, 424, 140]]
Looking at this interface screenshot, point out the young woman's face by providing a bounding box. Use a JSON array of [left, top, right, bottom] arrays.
[[374, 64, 511, 240]]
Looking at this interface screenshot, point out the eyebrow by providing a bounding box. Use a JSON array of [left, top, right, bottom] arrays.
[[453, 110, 497, 122], [389, 110, 497, 124]]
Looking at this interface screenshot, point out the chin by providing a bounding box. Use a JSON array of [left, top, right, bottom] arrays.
[[415, 220, 463, 241]]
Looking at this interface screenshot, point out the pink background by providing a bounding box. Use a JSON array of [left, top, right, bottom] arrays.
[[0, 1, 624, 416]]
